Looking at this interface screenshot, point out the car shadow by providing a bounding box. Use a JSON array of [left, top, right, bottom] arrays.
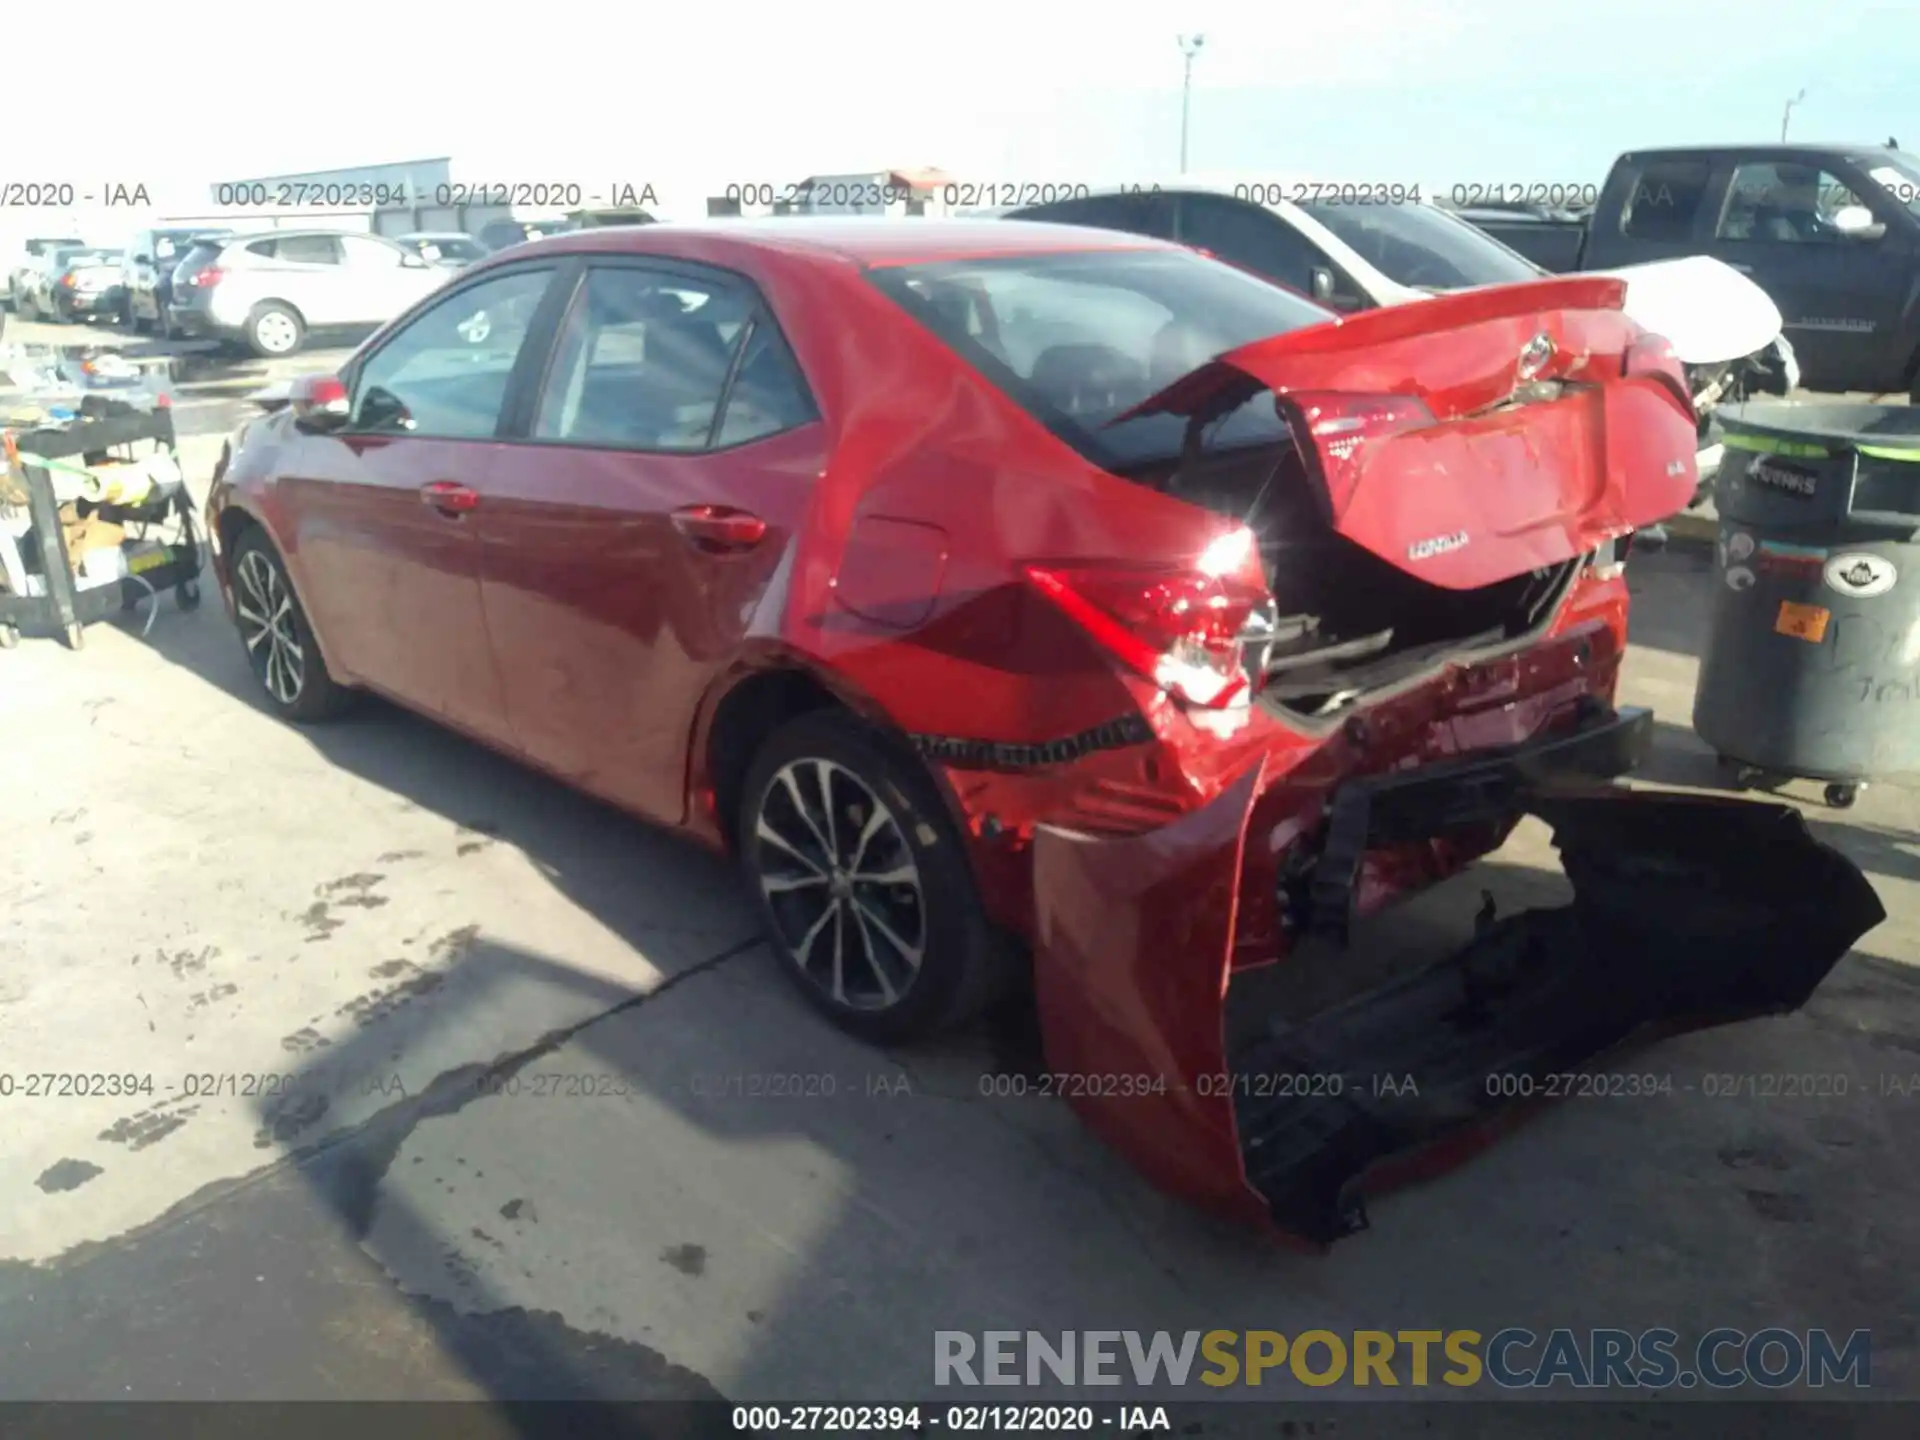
[[42, 565, 1915, 1418]]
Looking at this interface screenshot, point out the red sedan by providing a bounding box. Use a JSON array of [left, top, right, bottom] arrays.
[[205, 220, 1881, 1246]]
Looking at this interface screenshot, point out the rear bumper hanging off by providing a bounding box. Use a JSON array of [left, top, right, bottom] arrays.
[[1029, 706, 1885, 1247]]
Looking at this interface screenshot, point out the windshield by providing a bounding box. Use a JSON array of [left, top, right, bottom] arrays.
[[1865, 152, 1920, 218], [867, 247, 1331, 469], [27, 237, 85, 256], [1298, 200, 1544, 290], [53, 248, 117, 269]]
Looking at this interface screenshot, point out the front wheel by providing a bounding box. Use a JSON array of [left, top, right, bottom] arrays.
[[246, 302, 305, 358], [228, 529, 352, 721], [737, 712, 1015, 1043]]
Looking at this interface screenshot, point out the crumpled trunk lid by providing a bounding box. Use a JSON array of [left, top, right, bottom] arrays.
[[1030, 708, 1885, 1246], [1112, 276, 1701, 592]]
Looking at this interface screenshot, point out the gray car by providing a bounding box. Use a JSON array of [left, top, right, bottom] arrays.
[[122, 226, 235, 332], [165, 229, 450, 357]]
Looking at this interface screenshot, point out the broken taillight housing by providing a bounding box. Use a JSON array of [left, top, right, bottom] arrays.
[[1280, 392, 1436, 519], [1622, 335, 1693, 417], [1027, 527, 1270, 709]]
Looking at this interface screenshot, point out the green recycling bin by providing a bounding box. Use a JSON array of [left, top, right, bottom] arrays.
[[1692, 402, 1920, 809]]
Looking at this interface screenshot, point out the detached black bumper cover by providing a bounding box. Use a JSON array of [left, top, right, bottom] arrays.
[[1237, 780, 1887, 1244]]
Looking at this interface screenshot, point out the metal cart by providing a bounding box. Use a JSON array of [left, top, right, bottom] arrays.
[[0, 398, 204, 651]]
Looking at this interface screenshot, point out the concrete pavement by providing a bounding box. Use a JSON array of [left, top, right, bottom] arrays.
[[0, 442, 1916, 1410]]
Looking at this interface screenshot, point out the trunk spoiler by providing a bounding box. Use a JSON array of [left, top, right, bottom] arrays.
[[1111, 274, 1630, 426]]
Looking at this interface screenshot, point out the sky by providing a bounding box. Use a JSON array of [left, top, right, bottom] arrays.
[[6, 0, 1918, 240]]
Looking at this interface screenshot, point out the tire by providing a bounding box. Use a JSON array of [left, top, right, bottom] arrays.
[[228, 528, 352, 721], [737, 711, 1014, 1044], [246, 302, 305, 359]]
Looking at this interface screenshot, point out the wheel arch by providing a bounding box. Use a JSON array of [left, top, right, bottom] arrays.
[[216, 501, 352, 683], [691, 656, 972, 859]]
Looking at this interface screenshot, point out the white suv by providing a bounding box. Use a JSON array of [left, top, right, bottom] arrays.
[[165, 230, 451, 357]]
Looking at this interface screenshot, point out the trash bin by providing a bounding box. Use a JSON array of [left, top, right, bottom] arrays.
[[1692, 401, 1920, 809]]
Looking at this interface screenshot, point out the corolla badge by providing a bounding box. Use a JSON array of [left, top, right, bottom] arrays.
[[1516, 332, 1556, 380], [1408, 531, 1469, 561]]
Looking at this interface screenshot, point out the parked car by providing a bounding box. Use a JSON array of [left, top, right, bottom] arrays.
[[166, 229, 450, 358], [5, 236, 88, 314], [475, 217, 573, 252], [393, 231, 491, 269], [1445, 145, 1920, 396], [1002, 180, 1796, 486], [122, 226, 235, 333], [21, 247, 125, 323], [203, 219, 1880, 1244], [1441, 200, 1596, 271]]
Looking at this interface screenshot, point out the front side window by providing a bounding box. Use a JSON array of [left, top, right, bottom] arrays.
[[532, 266, 757, 451], [349, 267, 554, 438], [1718, 163, 1871, 242], [868, 247, 1330, 468]]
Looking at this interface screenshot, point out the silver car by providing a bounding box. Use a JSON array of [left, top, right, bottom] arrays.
[[165, 229, 450, 357]]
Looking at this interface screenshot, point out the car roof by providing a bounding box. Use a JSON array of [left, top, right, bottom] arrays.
[[1617, 143, 1901, 164], [499, 217, 1180, 268]]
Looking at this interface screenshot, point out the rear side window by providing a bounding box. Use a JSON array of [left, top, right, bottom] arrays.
[[1177, 194, 1327, 291], [868, 247, 1329, 468], [248, 235, 342, 264], [533, 266, 764, 451], [1014, 193, 1178, 239], [1619, 161, 1714, 241]]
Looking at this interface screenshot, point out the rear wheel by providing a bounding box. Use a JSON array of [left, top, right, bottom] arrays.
[[737, 712, 1013, 1043], [229, 529, 351, 721], [246, 302, 304, 358]]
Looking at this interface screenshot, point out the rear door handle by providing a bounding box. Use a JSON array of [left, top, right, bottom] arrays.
[[671, 504, 767, 553], [420, 480, 479, 517]]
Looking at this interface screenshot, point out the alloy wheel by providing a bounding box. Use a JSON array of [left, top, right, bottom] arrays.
[[234, 549, 306, 705], [752, 758, 927, 1011]]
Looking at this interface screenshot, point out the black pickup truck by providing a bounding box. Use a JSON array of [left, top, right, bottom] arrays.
[[1449, 144, 1920, 397]]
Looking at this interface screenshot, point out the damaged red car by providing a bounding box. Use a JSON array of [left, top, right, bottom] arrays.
[[204, 220, 1883, 1247]]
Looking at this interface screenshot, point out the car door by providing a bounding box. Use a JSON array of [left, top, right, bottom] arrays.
[[276, 263, 565, 746], [339, 233, 445, 326], [255, 233, 348, 326], [1705, 159, 1912, 390], [475, 258, 827, 825]]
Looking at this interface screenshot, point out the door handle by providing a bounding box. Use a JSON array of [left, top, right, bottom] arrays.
[[671, 504, 767, 553], [420, 480, 479, 517]]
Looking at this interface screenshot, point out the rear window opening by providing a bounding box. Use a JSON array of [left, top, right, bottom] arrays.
[[1122, 430, 1580, 721]]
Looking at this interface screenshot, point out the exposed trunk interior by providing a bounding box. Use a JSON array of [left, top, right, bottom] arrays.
[[1126, 438, 1579, 720]]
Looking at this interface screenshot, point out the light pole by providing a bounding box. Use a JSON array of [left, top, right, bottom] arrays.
[[1178, 34, 1206, 174], [1781, 88, 1807, 142]]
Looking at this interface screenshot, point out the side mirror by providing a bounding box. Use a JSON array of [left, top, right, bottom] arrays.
[[1832, 205, 1886, 240], [289, 373, 350, 432], [402, 253, 429, 268]]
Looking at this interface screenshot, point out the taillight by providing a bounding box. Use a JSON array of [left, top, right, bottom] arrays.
[[188, 266, 224, 288], [61, 273, 77, 287], [1025, 527, 1270, 709], [1623, 334, 1692, 416], [1280, 392, 1436, 518]]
